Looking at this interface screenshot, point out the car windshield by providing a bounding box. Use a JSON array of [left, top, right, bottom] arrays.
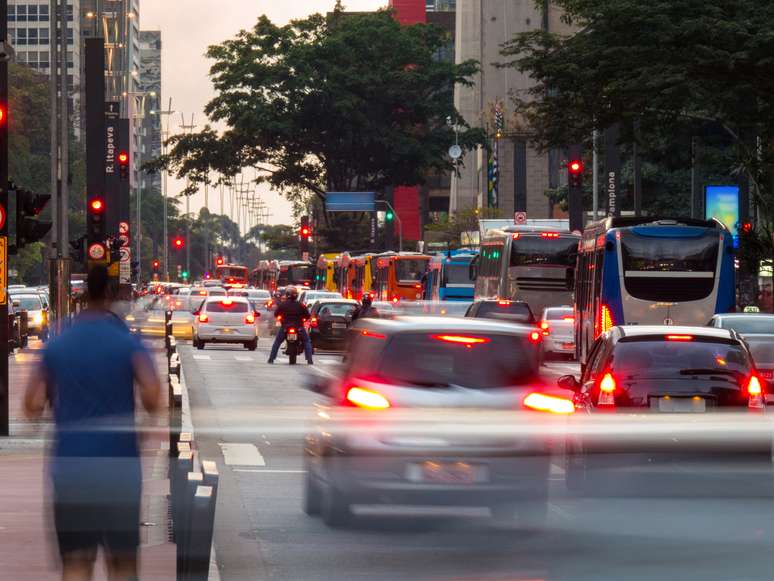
[[719, 317, 774, 335], [545, 308, 574, 320], [395, 259, 428, 282], [612, 338, 750, 377], [205, 300, 249, 313], [376, 332, 538, 388], [17, 296, 42, 310]]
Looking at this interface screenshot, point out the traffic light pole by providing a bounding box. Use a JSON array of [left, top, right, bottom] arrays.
[[378, 200, 402, 252], [0, 0, 9, 435]]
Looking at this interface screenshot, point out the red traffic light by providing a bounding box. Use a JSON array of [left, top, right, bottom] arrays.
[[216, 257, 224, 266], [0, 107, 5, 123], [152, 259, 160, 269], [118, 151, 129, 165], [173, 236, 184, 249], [89, 198, 105, 213], [300, 226, 311, 237], [568, 160, 583, 174], [741, 222, 753, 234]]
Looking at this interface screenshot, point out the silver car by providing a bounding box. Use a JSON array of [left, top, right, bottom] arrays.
[[303, 316, 570, 528], [708, 313, 774, 390], [193, 296, 259, 350], [539, 306, 576, 359]]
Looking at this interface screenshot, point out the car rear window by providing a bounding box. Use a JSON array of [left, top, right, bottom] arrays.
[[17, 296, 42, 310], [205, 300, 249, 313], [476, 301, 533, 321], [545, 308, 574, 320], [317, 303, 357, 317], [748, 342, 774, 366], [208, 289, 226, 297], [375, 332, 539, 388], [612, 338, 750, 376], [720, 317, 774, 335]]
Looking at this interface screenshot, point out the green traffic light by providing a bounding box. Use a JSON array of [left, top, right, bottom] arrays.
[[386, 211, 394, 221], [181, 271, 189, 279]]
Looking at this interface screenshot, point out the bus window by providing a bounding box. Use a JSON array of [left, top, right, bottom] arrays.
[[510, 237, 577, 267], [396, 259, 427, 282]]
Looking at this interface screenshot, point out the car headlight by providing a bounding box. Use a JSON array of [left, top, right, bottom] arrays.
[[32, 312, 44, 325], [125, 314, 136, 322]]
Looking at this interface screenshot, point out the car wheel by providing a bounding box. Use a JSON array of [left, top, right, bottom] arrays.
[[303, 469, 322, 516], [321, 480, 352, 528], [196, 338, 205, 350], [246, 339, 258, 351]]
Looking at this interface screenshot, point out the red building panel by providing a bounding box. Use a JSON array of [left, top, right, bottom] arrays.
[[393, 185, 422, 241], [389, 0, 426, 24]]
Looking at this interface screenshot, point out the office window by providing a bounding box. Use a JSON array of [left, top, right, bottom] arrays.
[[16, 29, 27, 45], [28, 28, 38, 44], [39, 5, 48, 21], [16, 51, 27, 64], [17, 5, 27, 21], [28, 5, 38, 21], [8, 5, 15, 21], [39, 50, 49, 68], [67, 4, 73, 21], [67, 50, 73, 67], [39, 27, 49, 44]]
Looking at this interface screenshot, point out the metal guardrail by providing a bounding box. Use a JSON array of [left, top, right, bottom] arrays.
[[165, 329, 219, 581]]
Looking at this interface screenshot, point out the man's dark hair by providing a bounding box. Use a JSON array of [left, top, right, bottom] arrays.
[[87, 264, 110, 302]]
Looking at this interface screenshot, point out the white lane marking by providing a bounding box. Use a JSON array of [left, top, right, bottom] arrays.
[[234, 355, 253, 362], [317, 358, 340, 366], [550, 463, 566, 475], [218, 442, 266, 466], [193, 354, 211, 360], [233, 469, 305, 474]]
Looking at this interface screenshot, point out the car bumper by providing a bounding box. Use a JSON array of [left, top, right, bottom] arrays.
[[195, 324, 257, 342], [543, 336, 575, 354]]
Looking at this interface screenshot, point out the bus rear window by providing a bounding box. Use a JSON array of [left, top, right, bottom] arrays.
[[620, 231, 719, 302], [396, 259, 428, 282], [509, 237, 577, 267], [444, 262, 473, 285], [218, 267, 247, 279]]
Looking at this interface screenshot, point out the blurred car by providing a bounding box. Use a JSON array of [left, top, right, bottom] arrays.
[[539, 306, 575, 360], [303, 316, 560, 528], [12, 293, 48, 340], [308, 299, 358, 350], [560, 326, 768, 494], [708, 314, 774, 389], [370, 301, 397, 318], [8, 299, 24, 349], [464, 299, 536, 325], [193, 296, 259, 350], [299, 290, 342, 307]]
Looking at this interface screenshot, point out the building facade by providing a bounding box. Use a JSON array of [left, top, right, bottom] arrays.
[[453, 0, 572, 219], [137, 30, 161, 201]]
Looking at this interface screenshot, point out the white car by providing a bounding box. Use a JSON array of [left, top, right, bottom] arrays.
[[539, 306, 576, 359], [193, 297, 259, 350]]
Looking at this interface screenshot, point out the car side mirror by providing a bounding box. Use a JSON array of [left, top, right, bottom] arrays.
[[558, 374, 581, 392]]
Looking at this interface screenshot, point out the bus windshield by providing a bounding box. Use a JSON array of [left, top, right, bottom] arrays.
[[217, 267, 247, 279], [396, 259, 428, 282], [510, 237, 577, 267], [289, 265, 314, 281]]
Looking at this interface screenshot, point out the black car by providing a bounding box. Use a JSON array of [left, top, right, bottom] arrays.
[[464, 299, 536, 325], [308, 299, 359, 350], [560, 325, 770, 494]]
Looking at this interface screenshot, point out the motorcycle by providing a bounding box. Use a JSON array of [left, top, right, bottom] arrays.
[[283, 325, 305, 365]]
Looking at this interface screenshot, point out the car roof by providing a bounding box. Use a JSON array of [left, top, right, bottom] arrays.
[[314, 299, 358, 305], [714, 313, 774, 319], [357, 316, 536, 335], [616, 325, 736, 340]]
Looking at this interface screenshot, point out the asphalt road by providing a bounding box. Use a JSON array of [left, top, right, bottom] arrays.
[[180, 339, 774, 581]]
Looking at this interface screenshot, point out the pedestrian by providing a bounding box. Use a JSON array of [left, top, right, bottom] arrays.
[[24, 264, 161, 581]]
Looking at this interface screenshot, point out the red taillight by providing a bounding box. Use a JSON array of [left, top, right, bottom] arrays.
[[199, 290, 207, 296], [539, 321, 550, 336], [511, 233, 520, 240], [528, 331, 541, 343], [747, 375, 764, 409], [346, 386, 391, 410], [304, 281, 310, 286], [361, 329, 385, 339], [433, 334, 490, 346], [310, 316, 318, 328], [598, 372, 616, 406], [222, 298, 233, 306], [497, 299, 511, 306], [666, 334, 693, 341], [245, 313, 255, 324], [198, 313, 209, 323], [523, 392, 575, 414], [415, 284, 422, 290], [599, 304, 614, 335], [562, 316, 575, 323], [540, 232, 560, 239], [266, 300, 274, 308], [288, 327, 297, 334], [392, 297, 399, 303]]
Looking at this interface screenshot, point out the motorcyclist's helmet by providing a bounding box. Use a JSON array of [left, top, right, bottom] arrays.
[[286, 286, 299, 300], [361, 294, 373, 307]]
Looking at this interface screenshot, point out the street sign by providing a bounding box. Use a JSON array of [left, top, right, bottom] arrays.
[[0, 204, 6, 231], [119, 247, 130, 262], [325, 192, 376, 212], [88, 242, 106, 261], [514, 211, 527, 225], [0, 237, 6, 305], [448, 144, 462, 160], [118, 221, 129, 235]]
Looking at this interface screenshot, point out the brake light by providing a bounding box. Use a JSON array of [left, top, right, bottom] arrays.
[[599, 304, 614, 334], [523, 393, 575, 414], [199, 290, 207, 296], [497, 299, 511, 306], [528, 331, 541, 343], [511, 233, 520, 240], [245, 313, 255, 324], [541, 232, 560, 239], [266, 300, 274, 308], [539, 320, 550, 336], [288, 327, 297, 334], [666, 334, 693, 341], [310, 316, 318, 328], [346, 386, 391, 410], [361, 329, 385, 339], [415, 284, 422, 290], [222, 298, 233, 306], [747, 375, 764, 409], [598, 372, 616, 406], [304, 281, 310, 286], [198, 313, 209, 323], [432, 334, 490, 345], [562, 316, 575, 323], [392, 296, 399, 303]]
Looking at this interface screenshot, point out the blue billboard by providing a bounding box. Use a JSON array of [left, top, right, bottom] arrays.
[[705, 185, 739, 237]]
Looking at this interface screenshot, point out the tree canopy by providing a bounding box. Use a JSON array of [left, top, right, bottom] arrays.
[[151, 9, 483, 208]]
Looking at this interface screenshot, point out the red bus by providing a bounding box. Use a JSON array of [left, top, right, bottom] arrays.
[[215, 264, 249, 288]]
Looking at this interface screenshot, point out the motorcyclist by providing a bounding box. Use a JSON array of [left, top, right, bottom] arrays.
[[268, 286, 313, 364], [352, 294, 379, 321]]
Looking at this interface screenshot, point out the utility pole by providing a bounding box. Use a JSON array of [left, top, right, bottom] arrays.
[[158, 98, 174, 281], [0, 0, 10, 435], [179, 113, 195, 278]]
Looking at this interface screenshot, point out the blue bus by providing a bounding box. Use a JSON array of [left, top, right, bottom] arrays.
[[575, 217, 736, 366], [422, 251, 477, 301]]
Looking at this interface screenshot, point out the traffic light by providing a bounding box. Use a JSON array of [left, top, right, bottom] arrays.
[[741, 221, 753, 235], [152, 259, 160, 270], [181, 270, 189, 280], [16, 187, 52, 250], [109, 237, 122, 262], [69, 236, 86, 264], [216, 256, 224, 266], [87, 195, 106, 243], [173, 235, 184, 250], [299, 215, 311, 255], [568, 159, 583, 188], [385, 210, 394, 221], [118, 150, 129, 181]]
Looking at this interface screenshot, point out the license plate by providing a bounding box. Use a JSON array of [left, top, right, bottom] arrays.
[[220, 328, 232, 334], [405, 461, 488, 485], [332, 323, 346, 329], [654, 396, 706, 413], [287, 334, 297, 342], [760, 369, 773, 380], [561, 342, 575, 350]]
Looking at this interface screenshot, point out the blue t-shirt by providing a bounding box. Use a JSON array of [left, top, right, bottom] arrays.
[[42, 311, 149, 461]]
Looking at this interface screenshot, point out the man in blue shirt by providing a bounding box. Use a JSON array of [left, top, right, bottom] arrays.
[[24, 265, 161, 581]]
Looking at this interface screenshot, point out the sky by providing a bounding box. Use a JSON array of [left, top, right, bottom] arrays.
[[142, 0, 386, 229]]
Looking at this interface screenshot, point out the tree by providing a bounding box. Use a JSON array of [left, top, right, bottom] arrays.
[[150, 9, 483, 212], [500, 0, 774, 257]]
